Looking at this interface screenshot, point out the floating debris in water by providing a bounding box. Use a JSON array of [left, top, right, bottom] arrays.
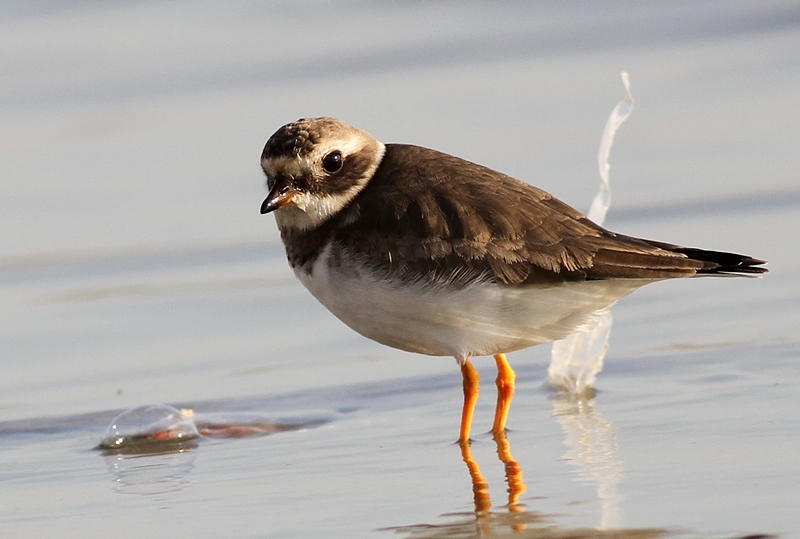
[[98, 404, 199, 454], [98, 404, 332, 455], [189, 410, 301, 438]]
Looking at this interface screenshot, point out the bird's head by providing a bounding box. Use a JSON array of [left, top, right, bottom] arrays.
[[260, 117, 385, 231]]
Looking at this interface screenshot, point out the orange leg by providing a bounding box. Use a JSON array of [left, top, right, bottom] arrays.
[[492, 353, 516, 436], [459, 360, 480, 445]]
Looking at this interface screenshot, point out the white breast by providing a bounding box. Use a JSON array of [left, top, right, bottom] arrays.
[[295, 245, 648, 363]]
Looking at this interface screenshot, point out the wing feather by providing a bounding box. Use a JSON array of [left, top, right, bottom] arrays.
[[333, 144, 766, 285]]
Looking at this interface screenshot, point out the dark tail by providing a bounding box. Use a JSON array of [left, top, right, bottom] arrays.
[[646, 240, 768, 276]]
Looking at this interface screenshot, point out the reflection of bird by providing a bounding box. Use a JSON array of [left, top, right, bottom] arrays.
[[259, 117, 767, 443]]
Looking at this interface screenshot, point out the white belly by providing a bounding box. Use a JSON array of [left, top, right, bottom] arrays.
[[296, 247, 647, 361]]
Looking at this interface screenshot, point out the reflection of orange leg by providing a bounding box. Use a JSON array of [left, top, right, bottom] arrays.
[[460, 439, 492, 514], [492, 353, 516, 436], [493, 431, 527, 511], [459, 360, 480, 444]]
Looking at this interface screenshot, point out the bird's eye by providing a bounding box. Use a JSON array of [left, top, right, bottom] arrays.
[[322, 151, 343, 173]]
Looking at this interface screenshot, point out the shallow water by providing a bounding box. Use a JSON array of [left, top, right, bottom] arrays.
[[2, 2, 800, 538]]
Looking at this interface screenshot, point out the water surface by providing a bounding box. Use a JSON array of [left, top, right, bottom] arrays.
[[1, 2, 799, 538]]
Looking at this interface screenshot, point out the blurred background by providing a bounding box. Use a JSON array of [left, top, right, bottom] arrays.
[[3, 0, 798, 259]]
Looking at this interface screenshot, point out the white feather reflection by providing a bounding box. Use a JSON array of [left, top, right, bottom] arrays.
[[551, 391, 624, 529]]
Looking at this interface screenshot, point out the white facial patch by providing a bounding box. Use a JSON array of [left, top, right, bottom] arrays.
[[274, 191, 353, 230], [262, 125, 385, 232], [261, 155, 311, 183]]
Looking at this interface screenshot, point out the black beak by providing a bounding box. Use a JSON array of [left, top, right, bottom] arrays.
[[260, 178, 296, 214]]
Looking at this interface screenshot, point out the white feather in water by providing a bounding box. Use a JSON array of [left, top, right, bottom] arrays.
[[548, 72, 634, 394]]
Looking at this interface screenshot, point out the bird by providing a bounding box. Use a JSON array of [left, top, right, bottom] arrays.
[[258, 116, 767, 444]]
